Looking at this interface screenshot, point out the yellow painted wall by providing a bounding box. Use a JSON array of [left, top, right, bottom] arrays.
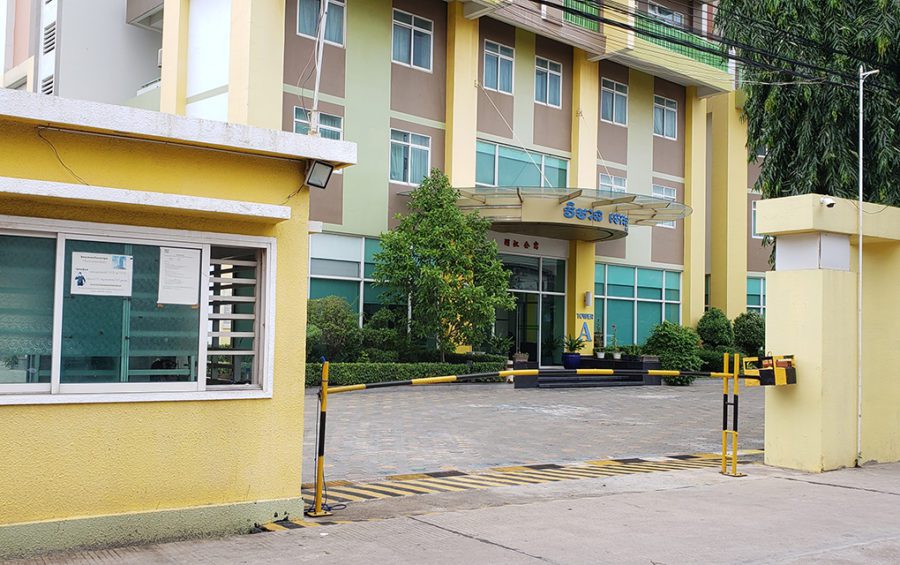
[[682, 87, 706, 326], [566, 240, 597, 350], [445, 1, 478, 188], [159, 0, 190, 116], [228, 0, 285, 129], [571, 49, 598, 190], [708, 92, 747, 318], [0, 119, 309, 525]]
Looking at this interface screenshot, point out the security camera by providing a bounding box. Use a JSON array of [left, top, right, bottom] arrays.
[[820, 196, 836, 208]]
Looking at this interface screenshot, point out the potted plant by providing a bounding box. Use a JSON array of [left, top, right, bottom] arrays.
[[562, 335, 587, 369], [593, 324, 605, 359], [608, 325, 622, 360]]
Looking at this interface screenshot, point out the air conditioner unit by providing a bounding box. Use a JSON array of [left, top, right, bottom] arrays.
[[157, 48, 163, 68]]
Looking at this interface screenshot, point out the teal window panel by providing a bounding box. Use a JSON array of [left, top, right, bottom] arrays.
[[637, 302, 662, 344], [665, 271, 681, 300], [594, 263, 605, 296], [310, 278, 360, 309], [498, 145, 541, 187], [541, 258, 566, 293], [0, 235, 55, 384], [746, 277, 762, 294], [747, 294, 761, 306], [665, 303, 680, 324], [476, 141, 497, 185], [606, 265, 634, 297], [606, 299, 634, 346], [637, 268, 663, 299], [364, 238, 381, 278], [61, 240, 200, 384], [543, 156, 568, 188]]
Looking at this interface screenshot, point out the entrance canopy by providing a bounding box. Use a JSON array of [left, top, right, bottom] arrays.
[[453, 186, 692, 242]]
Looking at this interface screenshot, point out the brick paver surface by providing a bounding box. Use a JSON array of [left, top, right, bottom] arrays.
[[302, 379, 763, 483]]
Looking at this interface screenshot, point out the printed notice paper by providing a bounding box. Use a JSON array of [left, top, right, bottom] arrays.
[[71, 252, 134, 297], [158, 247, 201, 305]]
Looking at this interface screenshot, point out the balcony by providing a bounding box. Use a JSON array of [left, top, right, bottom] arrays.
[[634, 15, 727, 72]]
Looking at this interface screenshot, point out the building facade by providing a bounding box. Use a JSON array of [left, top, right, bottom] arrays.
[[2, 0, 771, 361]]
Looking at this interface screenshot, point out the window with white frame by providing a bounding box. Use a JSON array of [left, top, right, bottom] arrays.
[[747, 276, 766, 317], [648, 2, 685, 27], [293, 108, 343, 140], [0, 219, 274, 400], [535, 57, 562, 107], [751, 200, 763, 239], [652, 184, 677, 228], [392, 9, 433, 71], [594, 263, 682, 346], [484, 40, 514, 94], [390, 129, 431, 185], [297, 0, 345, 46], [599, 173, 627, 193], [600, 78, 628, 126], [475, 140, 568, 188], [653, 95, 677, 139]]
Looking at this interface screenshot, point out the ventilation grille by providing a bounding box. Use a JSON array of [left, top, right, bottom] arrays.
[[40, 75, 54, 95], [42, 22, 56, 54]]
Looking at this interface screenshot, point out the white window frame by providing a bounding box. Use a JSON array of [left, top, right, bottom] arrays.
[[389, 129, 431, 186], [594, 263, 682, 346], [293, 107, 343, 140], [599, 173, 627, 193], [648, 1, 685, 27], [296, 0, 346, 48], [600, 78, 628, 126], [751, 200, 763, 239], [534, 56, 562, 108], [0, 214, 276, 405], [653, 95, 678, 140], [474, 140, 569, 189], [483, 40, 515, 95], [652, 184, 677, 228], [391, 8, 433, 72]]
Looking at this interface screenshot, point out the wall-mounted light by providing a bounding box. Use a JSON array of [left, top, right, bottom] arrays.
[[584, 291, 593, 308], [306, 160, 335, 189]]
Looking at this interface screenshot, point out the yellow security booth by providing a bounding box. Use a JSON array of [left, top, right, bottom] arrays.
[[0, 90, 356, 557]]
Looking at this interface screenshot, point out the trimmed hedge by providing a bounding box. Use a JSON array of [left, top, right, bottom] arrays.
[[697, 347, 742, 373], [305, 361, 508, 387]]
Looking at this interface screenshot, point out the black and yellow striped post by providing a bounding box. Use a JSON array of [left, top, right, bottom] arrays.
[[306, 361, 332, 517], [720, 352, 745, 477]]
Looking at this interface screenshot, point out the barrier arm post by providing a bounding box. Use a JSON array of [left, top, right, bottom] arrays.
[[306, 360, 332, 517], [721, 352, 729, 475]]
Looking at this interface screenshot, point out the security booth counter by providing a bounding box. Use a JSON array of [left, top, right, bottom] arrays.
[[453, 186, 691, 364], [0, 90, 356, 557]]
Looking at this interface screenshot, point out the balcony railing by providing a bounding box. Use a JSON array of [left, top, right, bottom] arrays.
[[563, 0, 599, 32], [634, 14, 728, 72]]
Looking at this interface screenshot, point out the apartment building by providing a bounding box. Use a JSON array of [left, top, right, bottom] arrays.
[[2, 0, 770, 363]]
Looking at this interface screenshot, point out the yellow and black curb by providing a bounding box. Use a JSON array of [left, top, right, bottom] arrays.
[[259, 450, 763, 532]]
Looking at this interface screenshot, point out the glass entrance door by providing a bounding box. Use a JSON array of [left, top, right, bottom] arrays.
[[496, 254, 566, 366]]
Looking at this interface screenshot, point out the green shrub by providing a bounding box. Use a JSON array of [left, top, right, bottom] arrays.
[[733, 311, 766, 357], [620, 344, 642, 357], [307, 296, 361, 362], [643, 321, 702, 385], [360, 308, 403, 362], [696, 307, 734, 348], [305, 361, 507, 387], [697, 346, 742, 373]]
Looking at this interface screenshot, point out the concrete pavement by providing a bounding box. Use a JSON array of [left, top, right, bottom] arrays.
[[15, 462, 900, 564]]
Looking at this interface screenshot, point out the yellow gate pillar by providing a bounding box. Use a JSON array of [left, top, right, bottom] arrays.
[[708, 92, 748, 318], [567, 240, 597, 352], [445, 1, 479, 188], [682, 87, 707, 326]]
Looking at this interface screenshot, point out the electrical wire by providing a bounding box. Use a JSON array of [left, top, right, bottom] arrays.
[[36, 128, 89, 185]]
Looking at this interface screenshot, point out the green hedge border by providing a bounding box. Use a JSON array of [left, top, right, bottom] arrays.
[[306, 362, 508, 387]]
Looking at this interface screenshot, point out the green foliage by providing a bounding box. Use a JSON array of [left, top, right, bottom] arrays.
[[697, 346, 742, 373], [696, 308, 734, 349], [307, 296, 361, 362], [563, 334, 587, 353], [360, 308, 404, 362], [620, 344, 643, 358], [372, 169, 515, 359], [305, 361, 507, 387], [484, 334, 514, 357], [643, 322, 702, 385], [542, 334, 563, 356], [717, 1, 900, 205], [733, 311, 766, 357]]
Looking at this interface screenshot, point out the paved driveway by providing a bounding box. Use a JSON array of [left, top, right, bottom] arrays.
[[302, 379, 763, 483]]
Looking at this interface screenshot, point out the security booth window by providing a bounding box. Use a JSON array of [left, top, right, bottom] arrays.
[[0, 235, 55, 387], [0, 218, 275, 401]]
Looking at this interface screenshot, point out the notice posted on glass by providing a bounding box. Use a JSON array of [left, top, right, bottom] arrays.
[[158, 247, 201, 305], [71, 252, 134, 297]]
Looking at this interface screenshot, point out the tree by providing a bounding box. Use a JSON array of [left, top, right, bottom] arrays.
[[307, 296, 361, 362], [733, 311, 766, 357], [373, 169, 515, 360], [717, 1, 900, 204], [696, 307, 734, 349]]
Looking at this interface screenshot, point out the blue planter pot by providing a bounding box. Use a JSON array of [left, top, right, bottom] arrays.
[[561, 352, 582, 369]]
